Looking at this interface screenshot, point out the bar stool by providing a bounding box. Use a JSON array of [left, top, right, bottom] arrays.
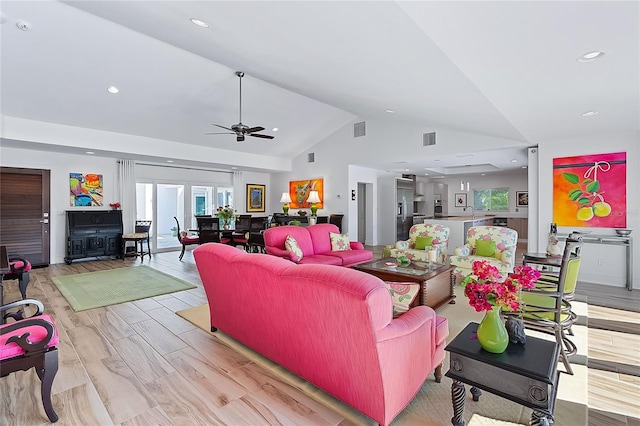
[[122, 220, 152, 261]]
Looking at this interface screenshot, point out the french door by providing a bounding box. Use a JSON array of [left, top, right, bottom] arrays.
[[136, 182, 233, 252]]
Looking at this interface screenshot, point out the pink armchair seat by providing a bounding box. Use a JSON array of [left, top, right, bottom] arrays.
[[194, 243, 448, 426], [264, 223, 372, 267]]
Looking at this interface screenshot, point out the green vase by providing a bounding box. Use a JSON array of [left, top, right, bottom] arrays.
[[477, 306, 509, 353]]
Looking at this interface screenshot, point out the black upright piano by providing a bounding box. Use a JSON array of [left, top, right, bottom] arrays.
[[64, 210, 123, 264]]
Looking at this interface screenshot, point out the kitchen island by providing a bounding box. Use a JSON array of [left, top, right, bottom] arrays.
[[424, 216, 498, 254]]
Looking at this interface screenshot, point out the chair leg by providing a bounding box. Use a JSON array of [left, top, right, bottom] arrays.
[[18, 272, 29, 300], [179, 244, 186, 261], [37, 349, 59, 423]]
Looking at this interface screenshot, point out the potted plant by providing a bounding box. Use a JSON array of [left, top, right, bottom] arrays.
[[216, 205, 236, 229], [171, 226, 178, 237]]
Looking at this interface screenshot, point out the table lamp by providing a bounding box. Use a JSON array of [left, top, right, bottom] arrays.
[[307, 190, 321, 216], [280, 192, 292, 214]]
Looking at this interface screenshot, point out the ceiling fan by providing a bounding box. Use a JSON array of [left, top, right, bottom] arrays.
[[206, 71, 274, 142]]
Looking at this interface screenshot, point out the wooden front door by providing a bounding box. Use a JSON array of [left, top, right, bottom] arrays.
[[0, 167, 51, 267]]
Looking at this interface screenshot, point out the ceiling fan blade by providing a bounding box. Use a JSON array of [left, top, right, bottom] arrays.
[[205, 132, 235, 135], [213, 124, 233, 131], [245, 126, 265, 133], [237, 135, 245, 142], [248, 133, 274, 139]]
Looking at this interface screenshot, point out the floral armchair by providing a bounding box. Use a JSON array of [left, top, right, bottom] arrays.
[[389, 223, 450, 263], [450, 225, 518, 281]]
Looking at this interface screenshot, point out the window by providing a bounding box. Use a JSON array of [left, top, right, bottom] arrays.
[[473, 188, 509, 211]]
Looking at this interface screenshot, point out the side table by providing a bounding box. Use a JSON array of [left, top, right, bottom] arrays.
[[445, 322, 560, 426]]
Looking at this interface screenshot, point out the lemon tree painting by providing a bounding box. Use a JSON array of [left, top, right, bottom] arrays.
[[553, 152, 626, 228]]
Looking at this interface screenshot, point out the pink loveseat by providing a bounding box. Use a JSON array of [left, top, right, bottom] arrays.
[[263, 223, 373, 266], [194, 243, 448, 426]]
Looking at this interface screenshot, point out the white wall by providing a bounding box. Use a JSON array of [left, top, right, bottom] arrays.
[[348, 165, 384, 244], [0, 147, 271, 264], [276, 116, 528, 242], [436, 170, 529, 217], [537, 132, 639, 288], [1, 146, 119, 265]]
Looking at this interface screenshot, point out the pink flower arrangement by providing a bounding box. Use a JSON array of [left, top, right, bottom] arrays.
[[461, 260, 540, 312]]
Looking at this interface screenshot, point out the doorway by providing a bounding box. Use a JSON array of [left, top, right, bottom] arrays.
[[0, 167, 51, 266], [357, 182, 373, 245]]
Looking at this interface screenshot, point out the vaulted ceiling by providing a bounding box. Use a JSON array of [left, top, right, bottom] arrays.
[[1, 1, 637, 175]]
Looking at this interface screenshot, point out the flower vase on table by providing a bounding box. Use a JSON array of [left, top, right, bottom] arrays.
[[477, 305, 509, 353], [223, 220, 231, 230], [461, 260, 541, 354]]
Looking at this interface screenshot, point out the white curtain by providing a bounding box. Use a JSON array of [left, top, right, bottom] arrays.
[[233, 170, 243, 211], [118, 159, 136, 234]]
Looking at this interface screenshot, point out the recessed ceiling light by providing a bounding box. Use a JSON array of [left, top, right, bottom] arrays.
[[85, 151, 95, 155], [231, 167, 238, 170], [424, 173, 429, 176], [16, 21, 30, 31], [511, 159, 518, 163], [481, 173, 486, 176], [581, 111, 598, 117], [522, 166, 528, 169], [190, 18, 210, 28], [166, 160, 174, 163], [578, 51, 605, 62], [385, 109, 395, 113], [272, 128, 279, 132], [107, 86, 119, 94]]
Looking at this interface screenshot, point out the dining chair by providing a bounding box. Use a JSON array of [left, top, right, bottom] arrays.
[[248, 216, 268, 253], [174, 217, 200, 261], [1, 298, 59, 423], [121, 220, 152, 261], [198, 217, 231, 245], [231, 215, 252, 250], [503, 236, 583, 375]]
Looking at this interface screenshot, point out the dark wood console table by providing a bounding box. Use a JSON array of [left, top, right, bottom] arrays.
[[445, 322, 560, 426]]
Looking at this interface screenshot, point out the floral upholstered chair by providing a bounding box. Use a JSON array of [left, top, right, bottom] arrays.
[[389, 223, 450, 263], [449, 225, 518, 282]]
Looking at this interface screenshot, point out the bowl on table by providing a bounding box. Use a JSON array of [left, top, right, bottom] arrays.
[[615, 229, 632, 236]]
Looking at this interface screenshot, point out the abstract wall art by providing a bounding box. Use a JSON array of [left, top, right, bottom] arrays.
[[288, 178, 324, 209], [552, 152, 626, 228], [70, 172, 103, 206]]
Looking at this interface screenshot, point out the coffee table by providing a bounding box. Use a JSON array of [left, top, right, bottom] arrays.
[[353, 258, 455, 310]]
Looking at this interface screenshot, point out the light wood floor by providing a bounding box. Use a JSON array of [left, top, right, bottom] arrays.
[[1, 246, 638, 425]]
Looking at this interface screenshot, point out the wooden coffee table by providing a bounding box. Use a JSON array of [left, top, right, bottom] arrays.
[[353, 258, 455, 310]]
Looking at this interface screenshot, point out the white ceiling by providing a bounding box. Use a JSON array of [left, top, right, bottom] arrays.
[[1, 1, 638, 175]]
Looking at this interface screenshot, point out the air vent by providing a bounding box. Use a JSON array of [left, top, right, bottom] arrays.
[[354, 121, 366, 138], [308, 152, 315, 163], [423, 132, 436, 146]]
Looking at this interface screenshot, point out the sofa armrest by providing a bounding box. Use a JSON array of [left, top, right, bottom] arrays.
[[454, 244, 472, 256], [349, 241, 365, 250], [376, 306, 436, 342], [265, 246, 296, 262]]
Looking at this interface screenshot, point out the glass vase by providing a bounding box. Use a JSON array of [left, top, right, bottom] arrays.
[[223, 219, 231, 230], [477, 305, 509, 353]]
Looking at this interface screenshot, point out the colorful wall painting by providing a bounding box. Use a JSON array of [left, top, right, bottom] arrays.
[[70, 172, 103, 206], [552, 152, 626, 228], [288, 178, 324, 209]]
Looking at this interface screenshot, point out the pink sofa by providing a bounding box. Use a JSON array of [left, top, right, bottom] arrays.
[[194, 243, 449, 426], [263, 223, 373, 266]]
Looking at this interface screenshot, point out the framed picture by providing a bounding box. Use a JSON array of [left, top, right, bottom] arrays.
[[288, 178, 324, 208], [246, 184, 266, 212], [455, 193, 467, 207], [516, 191, 529, 207]]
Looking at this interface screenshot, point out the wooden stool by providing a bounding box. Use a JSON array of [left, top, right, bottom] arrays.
[[122, 220, 151, 260]]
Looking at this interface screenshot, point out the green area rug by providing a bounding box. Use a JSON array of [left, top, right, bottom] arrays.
[[52, 265, 197, 312]]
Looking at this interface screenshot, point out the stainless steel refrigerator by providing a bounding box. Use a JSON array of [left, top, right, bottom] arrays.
[[396, 179, 414, 241]]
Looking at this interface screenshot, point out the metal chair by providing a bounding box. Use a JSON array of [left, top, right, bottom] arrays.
[[503, 236, 583, 375], [121, 220, 152, 261]]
